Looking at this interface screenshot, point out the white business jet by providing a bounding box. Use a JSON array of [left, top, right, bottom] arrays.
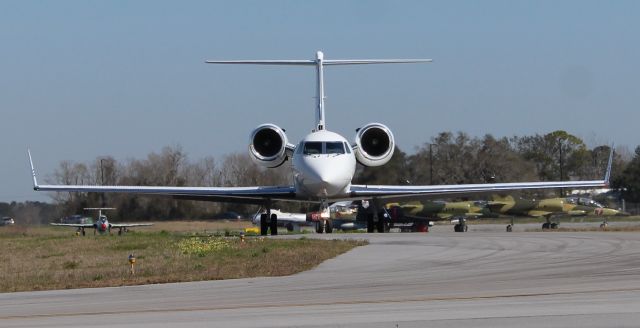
[[29, 51, 612, 235]]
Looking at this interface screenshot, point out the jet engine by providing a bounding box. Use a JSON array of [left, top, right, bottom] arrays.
[[354, 123, 395, 167], [249, 123, 289, 168]]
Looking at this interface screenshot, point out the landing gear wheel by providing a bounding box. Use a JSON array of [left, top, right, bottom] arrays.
[[542, 222, 550, 230], [325, 220, 333, 233], [367, 214, 375, 233], [376, 219, 388, 233], [506, 225, 513, 232], [550, 223, 558, 229], [270, 214, 278, 236], [316, 220, 325, 234], [260, 213, 268, 236], [600, 222, 608, 229], [454, 224, 467, 232]]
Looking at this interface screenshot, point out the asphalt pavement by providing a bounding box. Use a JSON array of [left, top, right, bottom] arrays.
[[2, 223, 640, 327]]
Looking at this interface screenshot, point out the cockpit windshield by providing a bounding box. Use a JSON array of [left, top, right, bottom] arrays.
[[303, 142, 323, 155], [567, 197, 603, 208], [326, 142, 345, 154], [303, 141, 346, 155]]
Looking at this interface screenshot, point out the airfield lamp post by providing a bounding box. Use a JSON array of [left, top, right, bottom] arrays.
[[558, 140, 564, 197], [128, 254, 136, 275]]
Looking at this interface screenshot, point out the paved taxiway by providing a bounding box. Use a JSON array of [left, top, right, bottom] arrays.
[[3, 224, 640, 327]]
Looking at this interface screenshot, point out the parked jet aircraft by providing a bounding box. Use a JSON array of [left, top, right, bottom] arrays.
[[487, 195, 623, 231], [50, 208, 152, 235], [386, 200, 486, 232], [29, 51, 612, 236]]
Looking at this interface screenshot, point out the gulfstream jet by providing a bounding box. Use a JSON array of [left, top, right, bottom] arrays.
[[29, 51, 612, 235]]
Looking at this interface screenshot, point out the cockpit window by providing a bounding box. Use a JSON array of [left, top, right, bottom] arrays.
[[326, 142, 345, 154], [303, 142, 323, 155], [343, 142, 352, 154]]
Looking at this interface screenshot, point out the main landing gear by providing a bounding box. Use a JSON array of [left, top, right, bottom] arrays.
[[259, 200, 278, 236], [541, 216, 558, 230], [453, 218, 468, 232], [259, 213, 279, 236], [600, 217, 609, 230], [506, 217, 514, 232]]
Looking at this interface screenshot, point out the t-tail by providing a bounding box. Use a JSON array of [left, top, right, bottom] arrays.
[[206, 51, 432, 132]]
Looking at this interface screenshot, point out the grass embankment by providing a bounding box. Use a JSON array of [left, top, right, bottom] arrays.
[[0, 224, 366, 293]]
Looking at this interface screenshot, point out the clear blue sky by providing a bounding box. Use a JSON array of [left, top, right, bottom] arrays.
[[1, 0, 638, 202]]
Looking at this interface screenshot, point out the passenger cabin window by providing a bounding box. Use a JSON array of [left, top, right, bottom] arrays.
[[303, 142, 323, 155], [326, 142, 345, 154]]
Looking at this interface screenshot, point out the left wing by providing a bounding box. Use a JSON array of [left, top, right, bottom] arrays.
[[50, 223, 94, 228], [351, 147, 612, 199]]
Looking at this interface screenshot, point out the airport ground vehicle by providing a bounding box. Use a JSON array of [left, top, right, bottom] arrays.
[[0, 217, 15, 226]]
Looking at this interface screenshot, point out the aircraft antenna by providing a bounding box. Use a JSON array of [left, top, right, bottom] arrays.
[[206, 51, 432, 132]]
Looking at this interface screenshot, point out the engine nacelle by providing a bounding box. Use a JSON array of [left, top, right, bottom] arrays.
[[354, 123, 395, 167], [249, 123, 288, 168]]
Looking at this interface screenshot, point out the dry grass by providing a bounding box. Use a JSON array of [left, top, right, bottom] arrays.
[[0, 224, 366, 293], [147, 220, 253, 233]]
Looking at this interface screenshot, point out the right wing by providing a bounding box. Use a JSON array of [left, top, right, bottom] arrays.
[[110, 223, 154, 228], [29, 151, 296, 204]]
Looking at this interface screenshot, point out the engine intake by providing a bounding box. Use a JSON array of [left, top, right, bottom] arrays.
[[249, 123, 288, 168], [354, 123, 395, 167]]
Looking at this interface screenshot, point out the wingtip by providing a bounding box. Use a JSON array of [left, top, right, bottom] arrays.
[[28, 149, 39, 189], [604, 145, 614, 186]]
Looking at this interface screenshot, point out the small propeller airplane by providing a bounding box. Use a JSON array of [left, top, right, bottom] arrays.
[[50, 208, 153, 235], [30, 51, 612, 236]]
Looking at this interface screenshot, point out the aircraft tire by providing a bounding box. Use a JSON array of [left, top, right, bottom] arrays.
[[270, 214, 278, 236], [325, 220, 333, 233], [316, 221, 325, 234], [82, 229, 86, 236], [376, 219, 387, 233], [367, 214, 375, 233], [550, 223, 558, 229], [542, 222, 550, 230], [260, 214, 268, 236], [506, 225, 513, 232], [463, 224, 468, 232], [600, 222, 608, 229], [454, 224, 460, 232]]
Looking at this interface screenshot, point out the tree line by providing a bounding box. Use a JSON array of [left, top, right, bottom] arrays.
[[18, 130, 638, 223]]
